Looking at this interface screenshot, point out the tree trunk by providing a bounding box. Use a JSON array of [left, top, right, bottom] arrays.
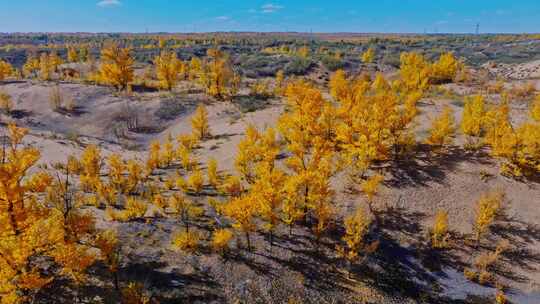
[[269, 230, 273, 253], [113, 271, 120, 291], [245, 232, 251, 251]]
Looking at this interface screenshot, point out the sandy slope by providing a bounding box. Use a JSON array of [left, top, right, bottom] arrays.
[[1, 75, 539, 303]]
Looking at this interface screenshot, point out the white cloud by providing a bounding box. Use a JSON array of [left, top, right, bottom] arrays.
[[261, 3, 284, 13], [97, 0, 121, 8], [216, 16, 230, 21]]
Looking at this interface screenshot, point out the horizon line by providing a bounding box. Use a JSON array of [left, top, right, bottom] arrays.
[[1, 31, 540, 36]]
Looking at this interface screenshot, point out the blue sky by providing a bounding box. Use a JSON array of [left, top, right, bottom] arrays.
[[0, 0, 539, 33]]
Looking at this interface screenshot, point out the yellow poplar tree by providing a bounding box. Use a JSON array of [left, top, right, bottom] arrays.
[[207, 158, 220, 188], [361, 48, 375, 64], [146, 140, 161, 173], [430, 52, 463, 84], [211, 229, 233, 254], [329, 69, 351, 102], [39, 53, 54, 81], [98, 43, 134, 90], [79, 45, 90, 62], [361, 174, 384, 217], [23, 55, 40, 78], [461, 95, 486, 149], [482, 98, 540, 177], [275, 70, 285, 95], [334, 71, 421, 179], [0, 124, 97, 303], [107, 153, 126, 191], [202, 48, 237, 100], [398, 52, 431, 93], [278, 80, 337, 232], [531, 95, 540, 122], [79, 145, 102, 192], [0, 91, 13, 114], [49, 52, 63, 71], [191, 104, 210, 140], [154, 50, 181, 90], [431, 210, 450, 249], [425, 105, 455, 150], [235, 126, 280, 184], [189, 57, 202, 81], [0, 59, 13, 82], [67, 46, 79, 63], [297, 46, 310, 58], [252, 164, 287, 248], [125, 159, 142, 193], [223, 195, 258, 251], [338, 207, 375, 262], [168, 193, 203, 232], [474, 191, 503, 243]]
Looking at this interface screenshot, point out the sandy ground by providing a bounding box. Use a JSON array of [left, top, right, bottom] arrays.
[[484, 59, 540, 80], [1, 73, 540, 303]]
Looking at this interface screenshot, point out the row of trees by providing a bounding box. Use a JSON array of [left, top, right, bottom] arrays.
[[14, 43, 242, 100]]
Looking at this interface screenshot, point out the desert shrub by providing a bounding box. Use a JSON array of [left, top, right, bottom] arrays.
[[465, 240, 510, 285], [488, 80, 505, 94], [66, 131, 81, 143], [233, 95, 269, 113], [108, 197, 148, 221], [113, 103, 139, 131], [495, 289, 507, 304], [381, 52, 401, 68], [249, 80, 273, 99], [321, 55, 345, 71], [105, 207, 129, 222], [284, 57, 313, 76], [49, 85, 63, 111], [509, 82, 536, 100], [155, 99, 186, 120], [121, 282, 151, 304], [64, 96, 75, 112], [172, 230, 200, 253], [239, 54, 288, 78]]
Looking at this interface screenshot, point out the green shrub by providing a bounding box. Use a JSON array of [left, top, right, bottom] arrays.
[[284, 57, 313, 76]]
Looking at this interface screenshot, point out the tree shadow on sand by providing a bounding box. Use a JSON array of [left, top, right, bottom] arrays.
[[386, 145, 493, 188], [489, 213, 540, 282], [39, 260, 224, 303], [121, 261, 224, 303]]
